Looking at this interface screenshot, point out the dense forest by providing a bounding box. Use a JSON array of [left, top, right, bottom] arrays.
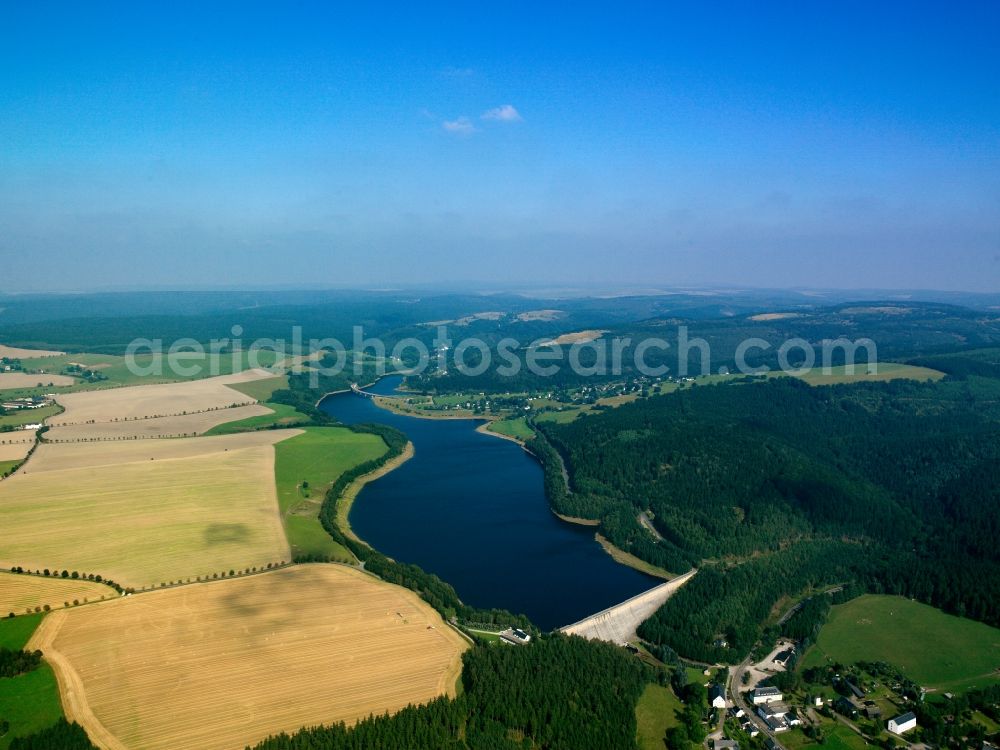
[[535, 354, 1000, 661], [249, 635, 650, 750]]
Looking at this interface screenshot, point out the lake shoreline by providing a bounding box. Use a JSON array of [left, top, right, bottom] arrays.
[[321, 375, 661, 630], [595, 533, 674, 580], [336, 441, 416, 550]]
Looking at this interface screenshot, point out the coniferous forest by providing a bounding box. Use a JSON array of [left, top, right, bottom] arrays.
[[248, 635, 648, 750], [533, 354, 1000, 661]]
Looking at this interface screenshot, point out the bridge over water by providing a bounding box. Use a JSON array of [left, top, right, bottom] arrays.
[[559, 568, 697, 643]]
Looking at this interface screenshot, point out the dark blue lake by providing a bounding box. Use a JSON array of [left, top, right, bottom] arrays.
[[320, 376, 656, 631]]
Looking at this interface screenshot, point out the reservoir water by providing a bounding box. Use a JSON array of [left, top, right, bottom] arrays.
[[320, 376, 657, 631]]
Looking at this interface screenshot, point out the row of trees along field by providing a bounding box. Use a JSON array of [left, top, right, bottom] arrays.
[[250, 635, 649, 750], [533, 357, 1000, 662]]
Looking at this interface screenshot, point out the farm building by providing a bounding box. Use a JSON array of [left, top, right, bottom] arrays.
[[863, 700, 881, 719], [844, 679, 865, 699], [834, 696, 859, 719], [751, 686, 783, 705], [713, 740, 739, 750], [888, 712, 917, 735]]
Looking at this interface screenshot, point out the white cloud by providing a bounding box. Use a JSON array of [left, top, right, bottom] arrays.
[[481, 104, 522, 122], [442, 116, 477, 135]]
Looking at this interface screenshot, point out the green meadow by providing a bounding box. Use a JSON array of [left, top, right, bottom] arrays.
[[486, 416, 535, 441], [801, 594, 1000, 692], [635, 683, 683, 750], [273, 427, 387, 562], [0, 614, 63, 750]]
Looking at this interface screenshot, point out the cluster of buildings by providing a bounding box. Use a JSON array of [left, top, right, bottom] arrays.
[[749, 687, 802, 733], [830, 679, 919, 737], [727, 705, 760, 738], [1, 396, 52, 411]]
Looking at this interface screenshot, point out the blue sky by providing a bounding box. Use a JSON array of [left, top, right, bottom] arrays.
[[1, 1, 998, 292]]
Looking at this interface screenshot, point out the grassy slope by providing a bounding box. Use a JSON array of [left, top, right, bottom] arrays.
[[487, 416, 535, 441], [0, 613, 44, 650], [0, 615, 63, 750], [205, 403, 309, 435], [782, 722, 871, 750], [224, 375, 288, 402], [205, 375, 310, 435], [783, 362, 944, 386], [801, 594, 1000, 692], [0, 460, 18, 477], [274, 427, 387, 562], [635, 683, 683, 750]]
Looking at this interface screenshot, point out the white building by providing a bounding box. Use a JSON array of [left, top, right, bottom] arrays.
[[710, 684, 727, 709], [888, 712, 917, 735], [751, 686, 783, 705]]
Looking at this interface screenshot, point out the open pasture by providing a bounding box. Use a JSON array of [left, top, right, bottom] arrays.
[[0, 431, 297, 588], [0, 373, 75, 389], [782, 362, 944, 385], [31, 564, 468, 750], [273, 426, 387, 561], [49, 368, 274, 427], [0, 572, 115, 617], [800, 594, 1000, 692]]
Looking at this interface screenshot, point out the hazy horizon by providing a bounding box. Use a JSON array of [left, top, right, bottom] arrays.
[[2, 2, 998, 293]]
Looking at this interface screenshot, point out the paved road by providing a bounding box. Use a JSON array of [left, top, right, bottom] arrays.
[[637, 511, 665, 541], [729, 654, 787, 750]]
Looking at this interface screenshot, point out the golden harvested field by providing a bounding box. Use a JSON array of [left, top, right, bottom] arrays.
[[0, 432, 297, 588], [31, 565, 469, 750], [540, 329, 608, 346], [49, 368, 274, 426], [748, 312, 802, 321], [0, 572, 116, 616], [0, 372, 75, 389], [46, 403, 273, 442], [0, 344, 64, 359], [0, 433, 35, 461]]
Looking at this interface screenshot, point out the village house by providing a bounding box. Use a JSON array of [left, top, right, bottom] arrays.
[[710, 684, 727, 709]]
